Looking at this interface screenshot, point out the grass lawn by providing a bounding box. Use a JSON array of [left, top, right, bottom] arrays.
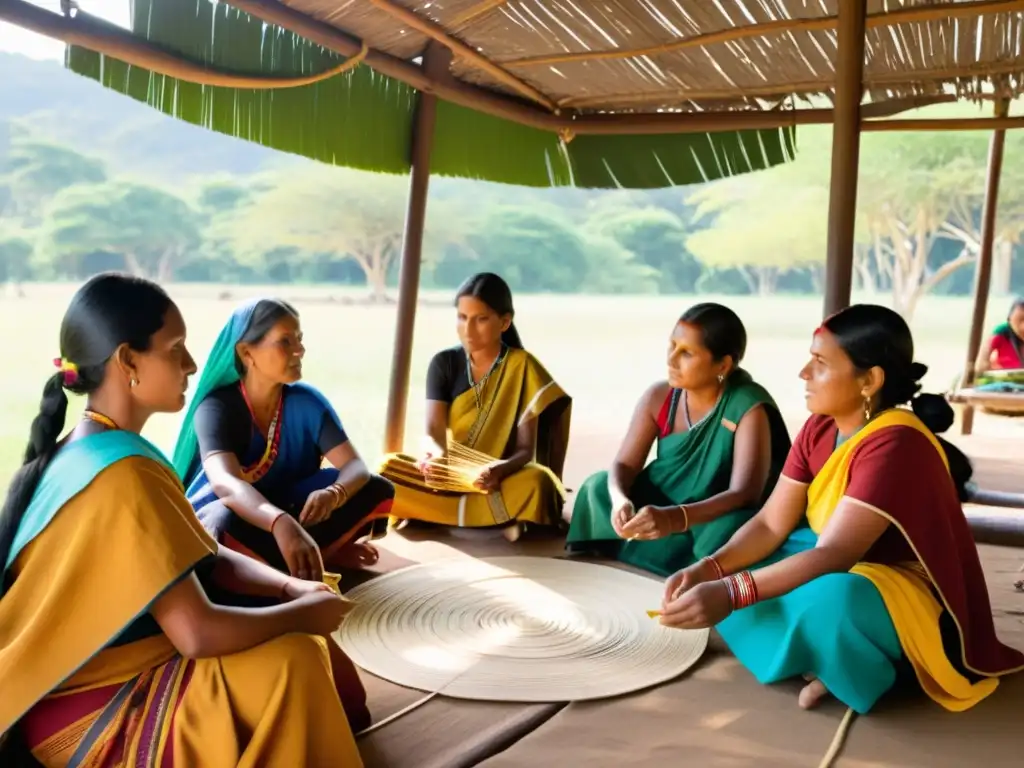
[[2, 283, 1021, 490]]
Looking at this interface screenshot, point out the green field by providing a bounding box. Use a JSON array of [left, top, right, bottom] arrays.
[[2, 284, 1021, 489]]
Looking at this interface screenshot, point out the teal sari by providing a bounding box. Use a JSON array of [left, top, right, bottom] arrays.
[[566, 371, 790, 577]]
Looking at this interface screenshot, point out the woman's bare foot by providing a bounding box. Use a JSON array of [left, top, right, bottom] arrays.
[[330, 542, 380, 570], [798, 677, 831, 710], [502, 522, 523, 543]]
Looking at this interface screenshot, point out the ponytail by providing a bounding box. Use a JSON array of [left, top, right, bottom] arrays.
[[911, 392, 973, 502], [502, 321, 524, 350], [0, 373, 69, 593]]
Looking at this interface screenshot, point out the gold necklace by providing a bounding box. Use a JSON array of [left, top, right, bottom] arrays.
[[82, 410, 119, 430]]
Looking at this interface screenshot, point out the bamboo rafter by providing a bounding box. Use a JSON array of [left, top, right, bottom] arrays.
[[1, 2, 369, 89], [364, 0, 558, 111], [448, 0, 511, 29], [500, 0, 1024, 69], [559, 61, 1024, 111], [5, 0, 1024, 137]]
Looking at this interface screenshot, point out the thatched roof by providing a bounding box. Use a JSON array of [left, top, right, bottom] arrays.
[[2, 0, 1021, 188], [304, 0, 1024, 114]]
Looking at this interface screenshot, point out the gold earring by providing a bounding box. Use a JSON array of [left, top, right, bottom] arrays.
[[863, 397, 872, 421]]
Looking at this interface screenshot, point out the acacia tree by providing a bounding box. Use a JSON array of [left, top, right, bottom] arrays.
[[683, 117, 1024, 318], [685, 168, 829, 296], [1, 140, 107, 222], [41, 181, 201, 280], [222, 166, 461, 302]]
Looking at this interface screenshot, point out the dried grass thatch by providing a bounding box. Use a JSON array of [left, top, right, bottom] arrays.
[[12, 0, 1017, 188]]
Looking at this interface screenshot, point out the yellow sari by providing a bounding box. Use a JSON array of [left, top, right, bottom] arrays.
[[0, 436, 361, 767], [380, 347, 571, 527]]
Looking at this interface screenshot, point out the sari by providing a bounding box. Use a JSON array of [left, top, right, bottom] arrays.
[[379, 347, 571, 528], [565, 371, 791, 577], [988, 322, 1024, 371], [717, 409, 1024, 714], [173, 301, 393, 570], [0, 430, 361, 767]]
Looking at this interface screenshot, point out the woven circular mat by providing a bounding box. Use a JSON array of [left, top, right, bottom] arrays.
[[337, 556, 709, 702]]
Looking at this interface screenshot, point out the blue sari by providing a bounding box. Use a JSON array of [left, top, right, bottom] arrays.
[[172, 301, 393, 572]]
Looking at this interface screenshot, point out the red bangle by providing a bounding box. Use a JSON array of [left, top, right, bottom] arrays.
[[702, 555, 725, 580], [270, 512, 286, 534], [724, 571, 759, 611]]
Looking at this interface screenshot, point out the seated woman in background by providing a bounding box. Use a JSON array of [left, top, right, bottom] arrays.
[[566, 303, 791, 577], [380, 273, 571, 540], [976, 297, 1024, 374], [659, 304, 1023, 715], [173, 298, 394, 580], [0, 274, 364, 766]]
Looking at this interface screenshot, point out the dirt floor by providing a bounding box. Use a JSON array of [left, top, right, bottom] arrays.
[[345, 529, 1022, 768], [339, 429, 1024, 767]]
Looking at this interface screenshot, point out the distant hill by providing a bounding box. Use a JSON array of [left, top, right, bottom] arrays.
[[0, 51, 692, 214], [0, 51, 293, 181]]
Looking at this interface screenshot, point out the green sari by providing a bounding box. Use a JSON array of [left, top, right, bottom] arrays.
[[565, 371, 790, 576]]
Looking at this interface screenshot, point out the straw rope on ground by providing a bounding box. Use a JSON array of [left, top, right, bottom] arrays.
[[337, 556, 709, 702]]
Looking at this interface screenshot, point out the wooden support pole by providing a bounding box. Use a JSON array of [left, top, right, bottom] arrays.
[[960, 99, 1010, 435], [823, 0, 866, 318], [382, 49, 440, 454]]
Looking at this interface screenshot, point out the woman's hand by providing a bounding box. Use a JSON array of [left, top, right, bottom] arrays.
[[281, 576, 334, 601], [610, 497, 636, 537], [660, 580, 732, 630], [295, 590, 354, 636], [620, 505, 680, 540], [474, 460, 511, 492], [272, 514, 324, 582], [661, 558, 720, 609], [299, 488, 338, 527]]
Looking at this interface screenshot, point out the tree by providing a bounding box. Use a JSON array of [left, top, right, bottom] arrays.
[[1, 139, 106, 223], [856, 128, 1024, 318], [220, 167, 459, 301], [462, 205, 656, 294], [0, 227, 32, 294], [685, 169, 829, 296], [40, 181, 201, 281], [682, 112, 1024, 316], [586, 207, 701, 293]]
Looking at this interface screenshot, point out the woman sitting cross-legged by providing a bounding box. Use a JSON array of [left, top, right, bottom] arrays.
[[173, 298, 395, 580], [0, 274, 364, 766], [658, 304, 1023, 714], [380, 273, 571, 540], [566, 302, 791, 577]]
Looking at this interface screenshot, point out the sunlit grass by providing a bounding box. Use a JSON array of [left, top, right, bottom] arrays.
[[1, 283, 1020, 490]]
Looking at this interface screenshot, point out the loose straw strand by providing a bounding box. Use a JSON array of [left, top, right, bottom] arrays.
[[818, 706, 857, 768]]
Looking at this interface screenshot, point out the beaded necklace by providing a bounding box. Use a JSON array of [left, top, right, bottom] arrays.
[[238, 381, 283, 483], [466, 344, 507, 411]]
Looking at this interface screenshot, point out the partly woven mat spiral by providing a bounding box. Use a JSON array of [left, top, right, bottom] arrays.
[[338, 556, 709, 702]]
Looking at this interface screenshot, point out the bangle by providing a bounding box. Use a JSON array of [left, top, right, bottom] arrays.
[[724, 571, 759, 611], [279, 579, 291, 601], [270, 512, 287, 534], [702, 555, 725, 580], [677, 504, 690, 533], [328, 482, 349, 506]]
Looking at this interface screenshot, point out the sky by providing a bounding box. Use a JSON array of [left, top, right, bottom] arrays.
[[0, 0, 128, 61]]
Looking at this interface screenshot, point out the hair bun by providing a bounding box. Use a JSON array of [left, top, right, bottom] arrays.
[[909, 362, 928, 382]]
